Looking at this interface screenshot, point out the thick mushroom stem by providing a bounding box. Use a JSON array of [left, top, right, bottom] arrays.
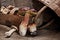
[[19, 13, 30, 36], [5, 25, 18, 37], [28, 23, 37, 36], [0, 6, 10, 14], [35, 6, 47, 20], [9, 7, 19, 15], [5, 28, 16, 37]]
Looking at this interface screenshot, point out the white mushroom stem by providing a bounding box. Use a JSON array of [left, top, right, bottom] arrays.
[[35, 6, 47, 20], [1, 6, 10, 14], [7, 5, 15, 9], [28, 23, 37, 33], [5, 25, 17, 37], [5, 28, 16, 37], [10, 7, 19, 15], [19, 13, 30, 36]]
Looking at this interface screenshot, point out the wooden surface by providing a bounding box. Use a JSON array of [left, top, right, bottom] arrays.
[[39, 0, 60, 17], [0, 25, 60, 40]]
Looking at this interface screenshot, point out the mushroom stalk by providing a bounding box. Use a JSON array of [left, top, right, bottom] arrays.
[[19, 13, 30, 36], [35, 6, 47, 20], [5, 28, 16, 37]]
